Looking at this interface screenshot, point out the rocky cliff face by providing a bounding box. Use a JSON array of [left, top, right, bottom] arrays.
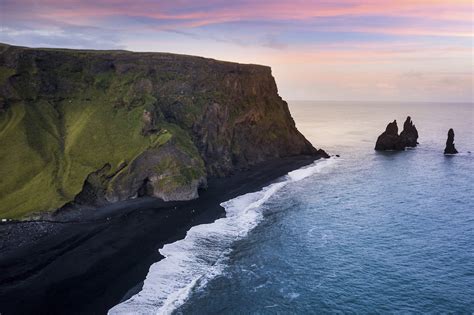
[[0, 43, 325, 218]]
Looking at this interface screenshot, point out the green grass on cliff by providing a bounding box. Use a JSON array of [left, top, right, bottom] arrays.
[[1, 44, 288, 218], [0, 64, 180, 218], [0, 101, 66, 217], [153, 123, 206, 194], [0, 94, 172, 218], [153, 156, 204, 193], [0, 66, 15, 84]]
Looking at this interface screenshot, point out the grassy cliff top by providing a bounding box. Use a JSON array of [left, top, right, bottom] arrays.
[[0, 43, 317, 219], [0, 42, 272, 72]]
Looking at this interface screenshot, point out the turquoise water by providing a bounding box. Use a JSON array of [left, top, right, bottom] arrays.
[[113, 102, 474, 313]]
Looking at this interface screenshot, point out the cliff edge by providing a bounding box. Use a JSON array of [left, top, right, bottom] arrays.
[[0, 43, 325, 218]]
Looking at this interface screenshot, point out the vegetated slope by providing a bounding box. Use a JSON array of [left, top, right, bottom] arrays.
[[0, 43, 324, 218]]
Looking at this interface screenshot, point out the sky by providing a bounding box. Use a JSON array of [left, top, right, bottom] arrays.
[[0, 0, 472, 102]]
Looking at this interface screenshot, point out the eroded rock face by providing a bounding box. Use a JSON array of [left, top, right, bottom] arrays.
[[444, 128, 458, 154], [399, 116, 419, 147], [0, 43, 326, 218], [105, 141, 207, 202], [375, 116, 419, 151], [375, 120, 404, 151], [141, 109, 158, 135]]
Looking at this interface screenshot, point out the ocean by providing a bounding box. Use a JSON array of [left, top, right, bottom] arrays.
[[110, 101, 474, 314]]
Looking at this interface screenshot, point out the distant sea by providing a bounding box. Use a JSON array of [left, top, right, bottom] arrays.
[[110, 101, 474, 314]]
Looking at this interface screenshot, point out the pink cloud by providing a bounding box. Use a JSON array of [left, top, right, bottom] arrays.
[[6, 0, 472, 29]]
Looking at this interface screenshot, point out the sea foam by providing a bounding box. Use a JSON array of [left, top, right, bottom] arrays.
[[109, 158, 336, 315]]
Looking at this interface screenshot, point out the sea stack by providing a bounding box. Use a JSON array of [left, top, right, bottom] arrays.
[[444, 128, 458, 154], [375, 120, 404, 150], [375, 116, 419, 151], [399, 116, 419, 147]]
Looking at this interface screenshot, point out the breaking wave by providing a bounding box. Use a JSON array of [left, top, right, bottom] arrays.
[[109, 158, 337, 315]]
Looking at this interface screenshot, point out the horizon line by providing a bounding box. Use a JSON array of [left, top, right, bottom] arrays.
[[286, 99, 474, 104]]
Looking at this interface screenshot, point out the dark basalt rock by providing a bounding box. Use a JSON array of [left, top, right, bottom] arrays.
[[444, 128, 458, 154], [375, 116, 418, 151], [399, 116, 419, 147], [375, 120, 404, 150], [316, 149, 330, 158]]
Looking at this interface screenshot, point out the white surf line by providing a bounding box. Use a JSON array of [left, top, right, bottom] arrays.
[[109, 158, 337, 315]]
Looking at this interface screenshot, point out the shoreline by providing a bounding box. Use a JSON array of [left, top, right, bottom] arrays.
[[0, 155, 320, 315]]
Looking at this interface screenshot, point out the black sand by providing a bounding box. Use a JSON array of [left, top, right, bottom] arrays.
[[0, 156, 318, 315]]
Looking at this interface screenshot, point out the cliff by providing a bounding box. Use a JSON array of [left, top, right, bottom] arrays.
[[0, 43, 325, 218]]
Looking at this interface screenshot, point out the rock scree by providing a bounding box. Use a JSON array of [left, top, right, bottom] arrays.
[[375, 116, 419, 151]]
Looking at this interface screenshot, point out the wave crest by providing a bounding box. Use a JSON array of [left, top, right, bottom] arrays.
[[109, 158, 336, 315]]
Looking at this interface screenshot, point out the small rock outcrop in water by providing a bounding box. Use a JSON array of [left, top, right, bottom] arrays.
[[399, 116, 419, 147], [374, 120, 403, 150], [444, 128, 458, 154], [374, 116, 419, 151]]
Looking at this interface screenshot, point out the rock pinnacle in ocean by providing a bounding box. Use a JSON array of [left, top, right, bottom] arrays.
[[375, 116, 419, 151], [375, 120, 402, 150], [444, 128, 458, 154], [399, 116, 419, 147]]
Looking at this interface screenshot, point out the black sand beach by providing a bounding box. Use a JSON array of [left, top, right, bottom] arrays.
[[0, 155, 318, 315]]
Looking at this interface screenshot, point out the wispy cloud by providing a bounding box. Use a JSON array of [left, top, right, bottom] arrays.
[[2, 0, 472, 35], [0, 0, 471, 101]]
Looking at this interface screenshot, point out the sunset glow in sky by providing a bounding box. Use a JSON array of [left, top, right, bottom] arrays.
[[1, 0, 472, 102]]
